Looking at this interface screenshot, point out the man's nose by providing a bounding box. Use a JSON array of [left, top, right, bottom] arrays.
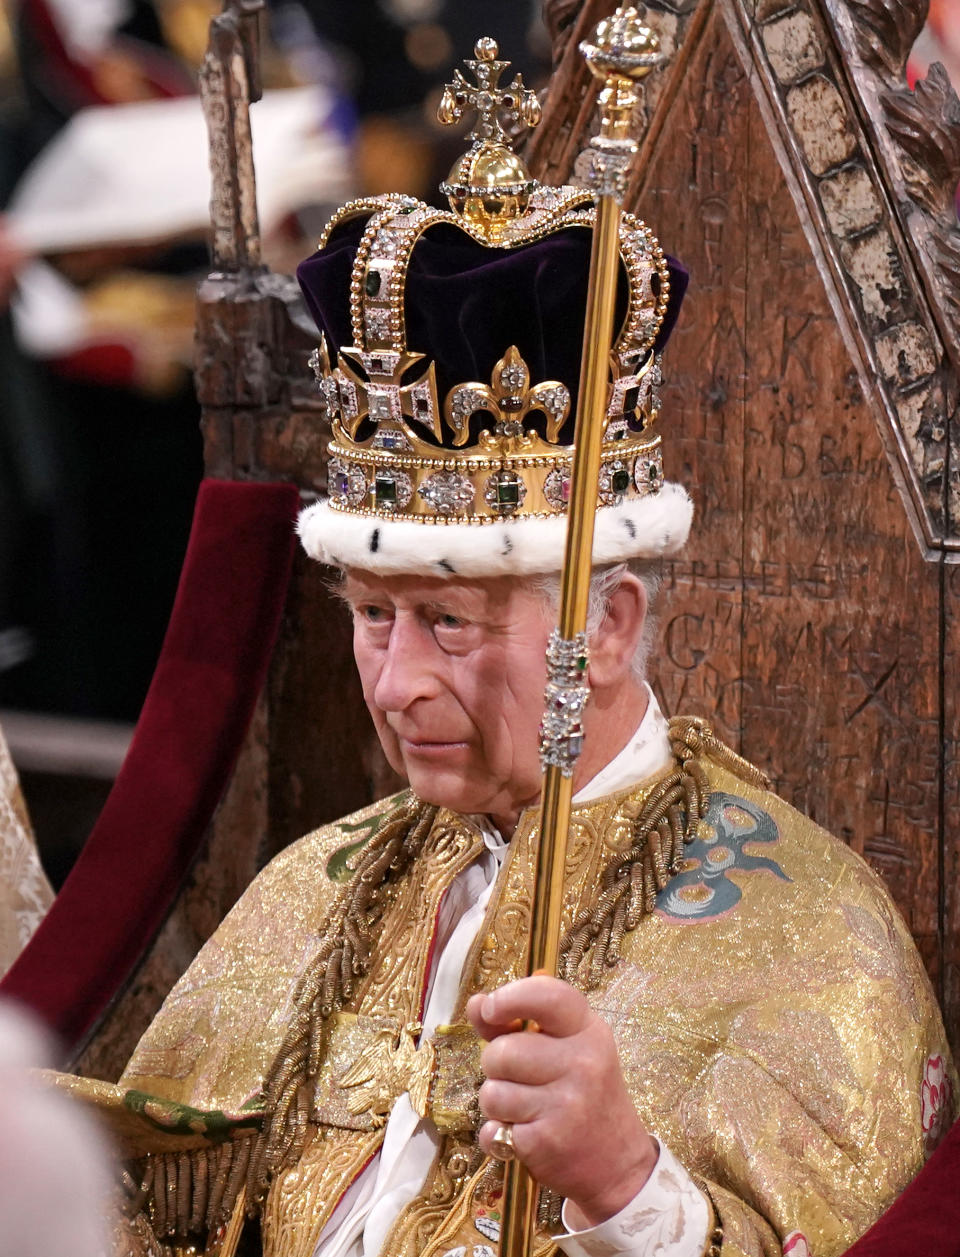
[[372, 615, 440, 712]]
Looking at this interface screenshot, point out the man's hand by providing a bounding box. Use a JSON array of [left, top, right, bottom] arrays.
[[466, 974, 658, 1229]]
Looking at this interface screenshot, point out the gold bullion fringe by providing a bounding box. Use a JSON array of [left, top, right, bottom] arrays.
[[558, 716, 766, 988], [672, 715, 771, 792], [537, 1186, 563, 1231], [244, 795, 440, 1208], [143, 1138, 254, 1245]]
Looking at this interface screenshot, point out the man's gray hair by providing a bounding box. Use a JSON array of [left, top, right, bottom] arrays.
[[526, 558, 663, 682]]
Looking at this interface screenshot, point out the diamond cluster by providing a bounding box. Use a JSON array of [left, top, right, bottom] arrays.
[[539, 630, 591, 775], [449, 387, 491, 438], [419, 471, 475, 515]]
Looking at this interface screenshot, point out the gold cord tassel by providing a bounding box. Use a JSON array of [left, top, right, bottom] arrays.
[[559, 740, 711, 987], [557, 719, 767, 987]]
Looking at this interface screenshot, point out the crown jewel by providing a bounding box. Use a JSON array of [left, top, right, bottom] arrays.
[[301, 36, 676, 533], [438, 38, 541, 146], [438, 38, 542, 242]]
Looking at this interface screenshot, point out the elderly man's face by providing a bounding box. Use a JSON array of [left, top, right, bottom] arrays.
[[343, 570, 553, 830]]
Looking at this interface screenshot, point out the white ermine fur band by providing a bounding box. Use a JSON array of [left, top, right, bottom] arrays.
[[297, 483, 693, 577]]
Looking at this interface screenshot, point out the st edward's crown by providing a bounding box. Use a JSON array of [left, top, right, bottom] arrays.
[[296, 27, 692, 577]]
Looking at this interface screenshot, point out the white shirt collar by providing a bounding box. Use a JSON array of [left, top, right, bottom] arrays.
[[471, 685, 672, 843], [572, 684, 672, 804]]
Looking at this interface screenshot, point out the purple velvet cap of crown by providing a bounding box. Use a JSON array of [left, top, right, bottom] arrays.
[[296, 213, 688, 447]]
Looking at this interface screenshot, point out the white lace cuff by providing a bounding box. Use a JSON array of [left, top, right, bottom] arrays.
[[556, 1141, 710, 1257]]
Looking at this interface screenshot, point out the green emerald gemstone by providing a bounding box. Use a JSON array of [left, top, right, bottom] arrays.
[[611, 467, 630, 494], [497, 481, 520, 505], [576, 655, 587, 671], [375, 474, 397, 504], [365, 270, 382, 297]]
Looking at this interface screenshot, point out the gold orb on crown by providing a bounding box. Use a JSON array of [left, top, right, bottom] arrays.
[[437, 38, 542, 243]]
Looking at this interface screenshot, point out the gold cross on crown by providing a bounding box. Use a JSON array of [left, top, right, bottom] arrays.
[[438, 37, 541, 145]]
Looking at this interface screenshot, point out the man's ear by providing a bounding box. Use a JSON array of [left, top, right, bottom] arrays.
[[587, 574, 647, 688]]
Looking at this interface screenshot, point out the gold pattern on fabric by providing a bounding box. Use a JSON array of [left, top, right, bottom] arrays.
[[121, 793, 416, 1108], [584, 759, 958, 1256], [349, 812, 484, 1018], [67, 734, 958, 1257], [263, 1126, 384, 1257], [382, 1142, 557, 1257], [312, 1014, 482, 1134], [430, 1023, 484, 1133], [699, 1182, 779, 1257], [387, 1162, 490, 1257], [456, 789, 652, 1008], [316, 1013, 434, 1129]]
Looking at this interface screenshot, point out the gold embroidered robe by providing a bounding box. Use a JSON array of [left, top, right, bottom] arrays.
[[85, 744, 955, 1257]]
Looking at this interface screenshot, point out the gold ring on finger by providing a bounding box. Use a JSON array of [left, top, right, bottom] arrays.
[[490, 1123, 516, 1162]]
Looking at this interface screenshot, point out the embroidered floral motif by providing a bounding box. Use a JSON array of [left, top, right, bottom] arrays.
[[921, 1054, 953, 1154], [474, 1212, 500, 1242], [656, 793, 790, 922], [783, 1233, 811, 1257], [472, 1179, 503, 1244]]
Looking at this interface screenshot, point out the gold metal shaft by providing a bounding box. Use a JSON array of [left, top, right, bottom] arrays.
[[497, 186, 624, 1257], [497, 9, 662, 1257]]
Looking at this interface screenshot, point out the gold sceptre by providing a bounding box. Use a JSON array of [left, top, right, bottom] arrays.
[[495, 11, 663, 1257]]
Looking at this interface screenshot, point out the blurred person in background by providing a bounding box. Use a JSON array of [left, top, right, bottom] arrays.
[[0, 0, 207, 727], [273, 0, 549, 199], [0, 0, 359, 895], [0, 999, 113, 1257]]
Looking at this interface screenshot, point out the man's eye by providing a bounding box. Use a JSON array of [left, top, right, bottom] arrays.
[[437, 613, 463, 629], [358, 604, 389, 623]]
